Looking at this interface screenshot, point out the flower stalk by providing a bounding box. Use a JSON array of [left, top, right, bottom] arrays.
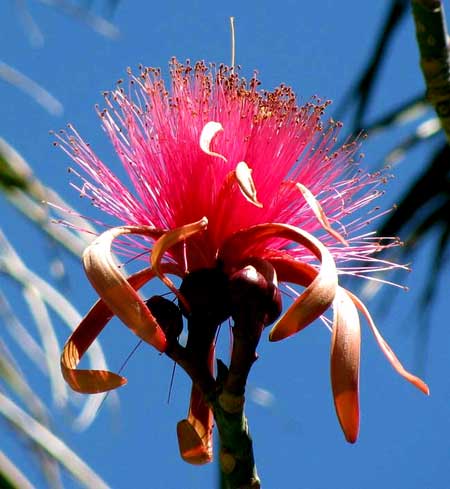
[[146, 260, 282, 488], [213, 379, 260, 489]]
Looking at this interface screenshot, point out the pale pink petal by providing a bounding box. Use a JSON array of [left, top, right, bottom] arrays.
[[297, 183, 348, 245], [177, 346, 215, 465], [235, 161, 263, 208], [177, 384, 214, 465], [346, 290, 430, 395], [331, 287, 361, 443], [82, 226, 168, 352], [151, 217, 208, 311], [61, 264, 181, 393], [199, 121, 227, 161], [268, 256, 317, 287]]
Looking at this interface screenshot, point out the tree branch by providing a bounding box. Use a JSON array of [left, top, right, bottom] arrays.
[[412, 0, 450, 141]]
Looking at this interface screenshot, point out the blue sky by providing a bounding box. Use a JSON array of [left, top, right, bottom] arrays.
[[1, 1, 449, 488]]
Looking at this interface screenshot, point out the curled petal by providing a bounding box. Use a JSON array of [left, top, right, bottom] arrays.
[[268, 257, 360, 441], [177, 385, 214, 465], [62, 264, 181, 393], [346, 291, 430, 395], [297, 183, 348, 245], [199, 121, 227, 161], [151, 217, 208, 311], [177, 346, 214, 465], [219, 223, 337, 341], [270, 256, 429, 395], [61, 298, 120, 394], [271, 250, 335, 340], [268, 256, 318, 286], [235, 161, 263, 208], [83, 226, 168, 352], [331, 287, 361, 443]]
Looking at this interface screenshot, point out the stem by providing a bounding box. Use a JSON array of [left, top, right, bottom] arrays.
[[225, 319, 263, 397], [150, 263, 281, 488], [167, 324, 261, 488], [210, 262, 279, 488], [212, 389, 260, 489]]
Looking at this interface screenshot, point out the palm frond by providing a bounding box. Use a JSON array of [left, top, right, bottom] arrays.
[[0, 393, 111, 489]]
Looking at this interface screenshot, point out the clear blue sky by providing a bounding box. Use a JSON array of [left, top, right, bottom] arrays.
[[1, 1, 448, 488]]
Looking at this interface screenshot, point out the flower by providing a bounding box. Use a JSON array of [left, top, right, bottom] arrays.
[[56, 59, 428, 464]]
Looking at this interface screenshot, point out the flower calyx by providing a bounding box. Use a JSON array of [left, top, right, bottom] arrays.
[[226, 258, 282, 396], [145, 296, 183, 351], [229, 257, 282, 328], [179, 267, 231, 325]]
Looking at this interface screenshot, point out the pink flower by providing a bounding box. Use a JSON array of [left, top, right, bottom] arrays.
[[57, 59, 428, 464]]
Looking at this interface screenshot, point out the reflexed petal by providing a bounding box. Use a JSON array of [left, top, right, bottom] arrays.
[[83, 225, 168, 352], [177, 384, 214, 465], [346, 291, 430, 395], [219, 223, 337, 341], [177, 346, 214, 465], [61, 265, 182, 393], [268, 256, 318, 286], [235, 161, 263, 208], [331, 287, 361, 443], [199, 121, 227, 161], [61, 299, 121, 394], [151, 217, 208, 311], [220, 223, 337, 340], [297, 183, 348, 245]]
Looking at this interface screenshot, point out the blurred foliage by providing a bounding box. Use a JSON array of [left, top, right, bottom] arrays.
[[0, 1, 121, 487], [0, 153, 29, 192], [337, 0, 449, 308], [382, 142, 449, 307], [335, 0, 410, 132]]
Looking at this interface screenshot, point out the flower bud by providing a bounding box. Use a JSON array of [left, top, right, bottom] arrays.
[[145, 295, 183, 343], [179, 268, 231, 324], [229, 259, 282, 327]]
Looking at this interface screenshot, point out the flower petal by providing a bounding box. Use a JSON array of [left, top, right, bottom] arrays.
[[82, 226, 168, 352], [268, 256, 318, 286], [346, 291, 430, 395], [61, 264, 181, 393], [269, 256, 360, 442], [297, 183, 348, 245], [177, 384, 214, 465], [235, 161, 263, 208], [219, 223, 337, 341], [331, 287, 361, 443], [199, 121, 227, 161], [177, 345, 214, 465], [61, 297, 120, 394], [151, 217, 208, 311]]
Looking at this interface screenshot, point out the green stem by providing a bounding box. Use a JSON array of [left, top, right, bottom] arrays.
[[155, 263, 281, 488], [212, 388, 260, 489], [171, 313, 262, 486]]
